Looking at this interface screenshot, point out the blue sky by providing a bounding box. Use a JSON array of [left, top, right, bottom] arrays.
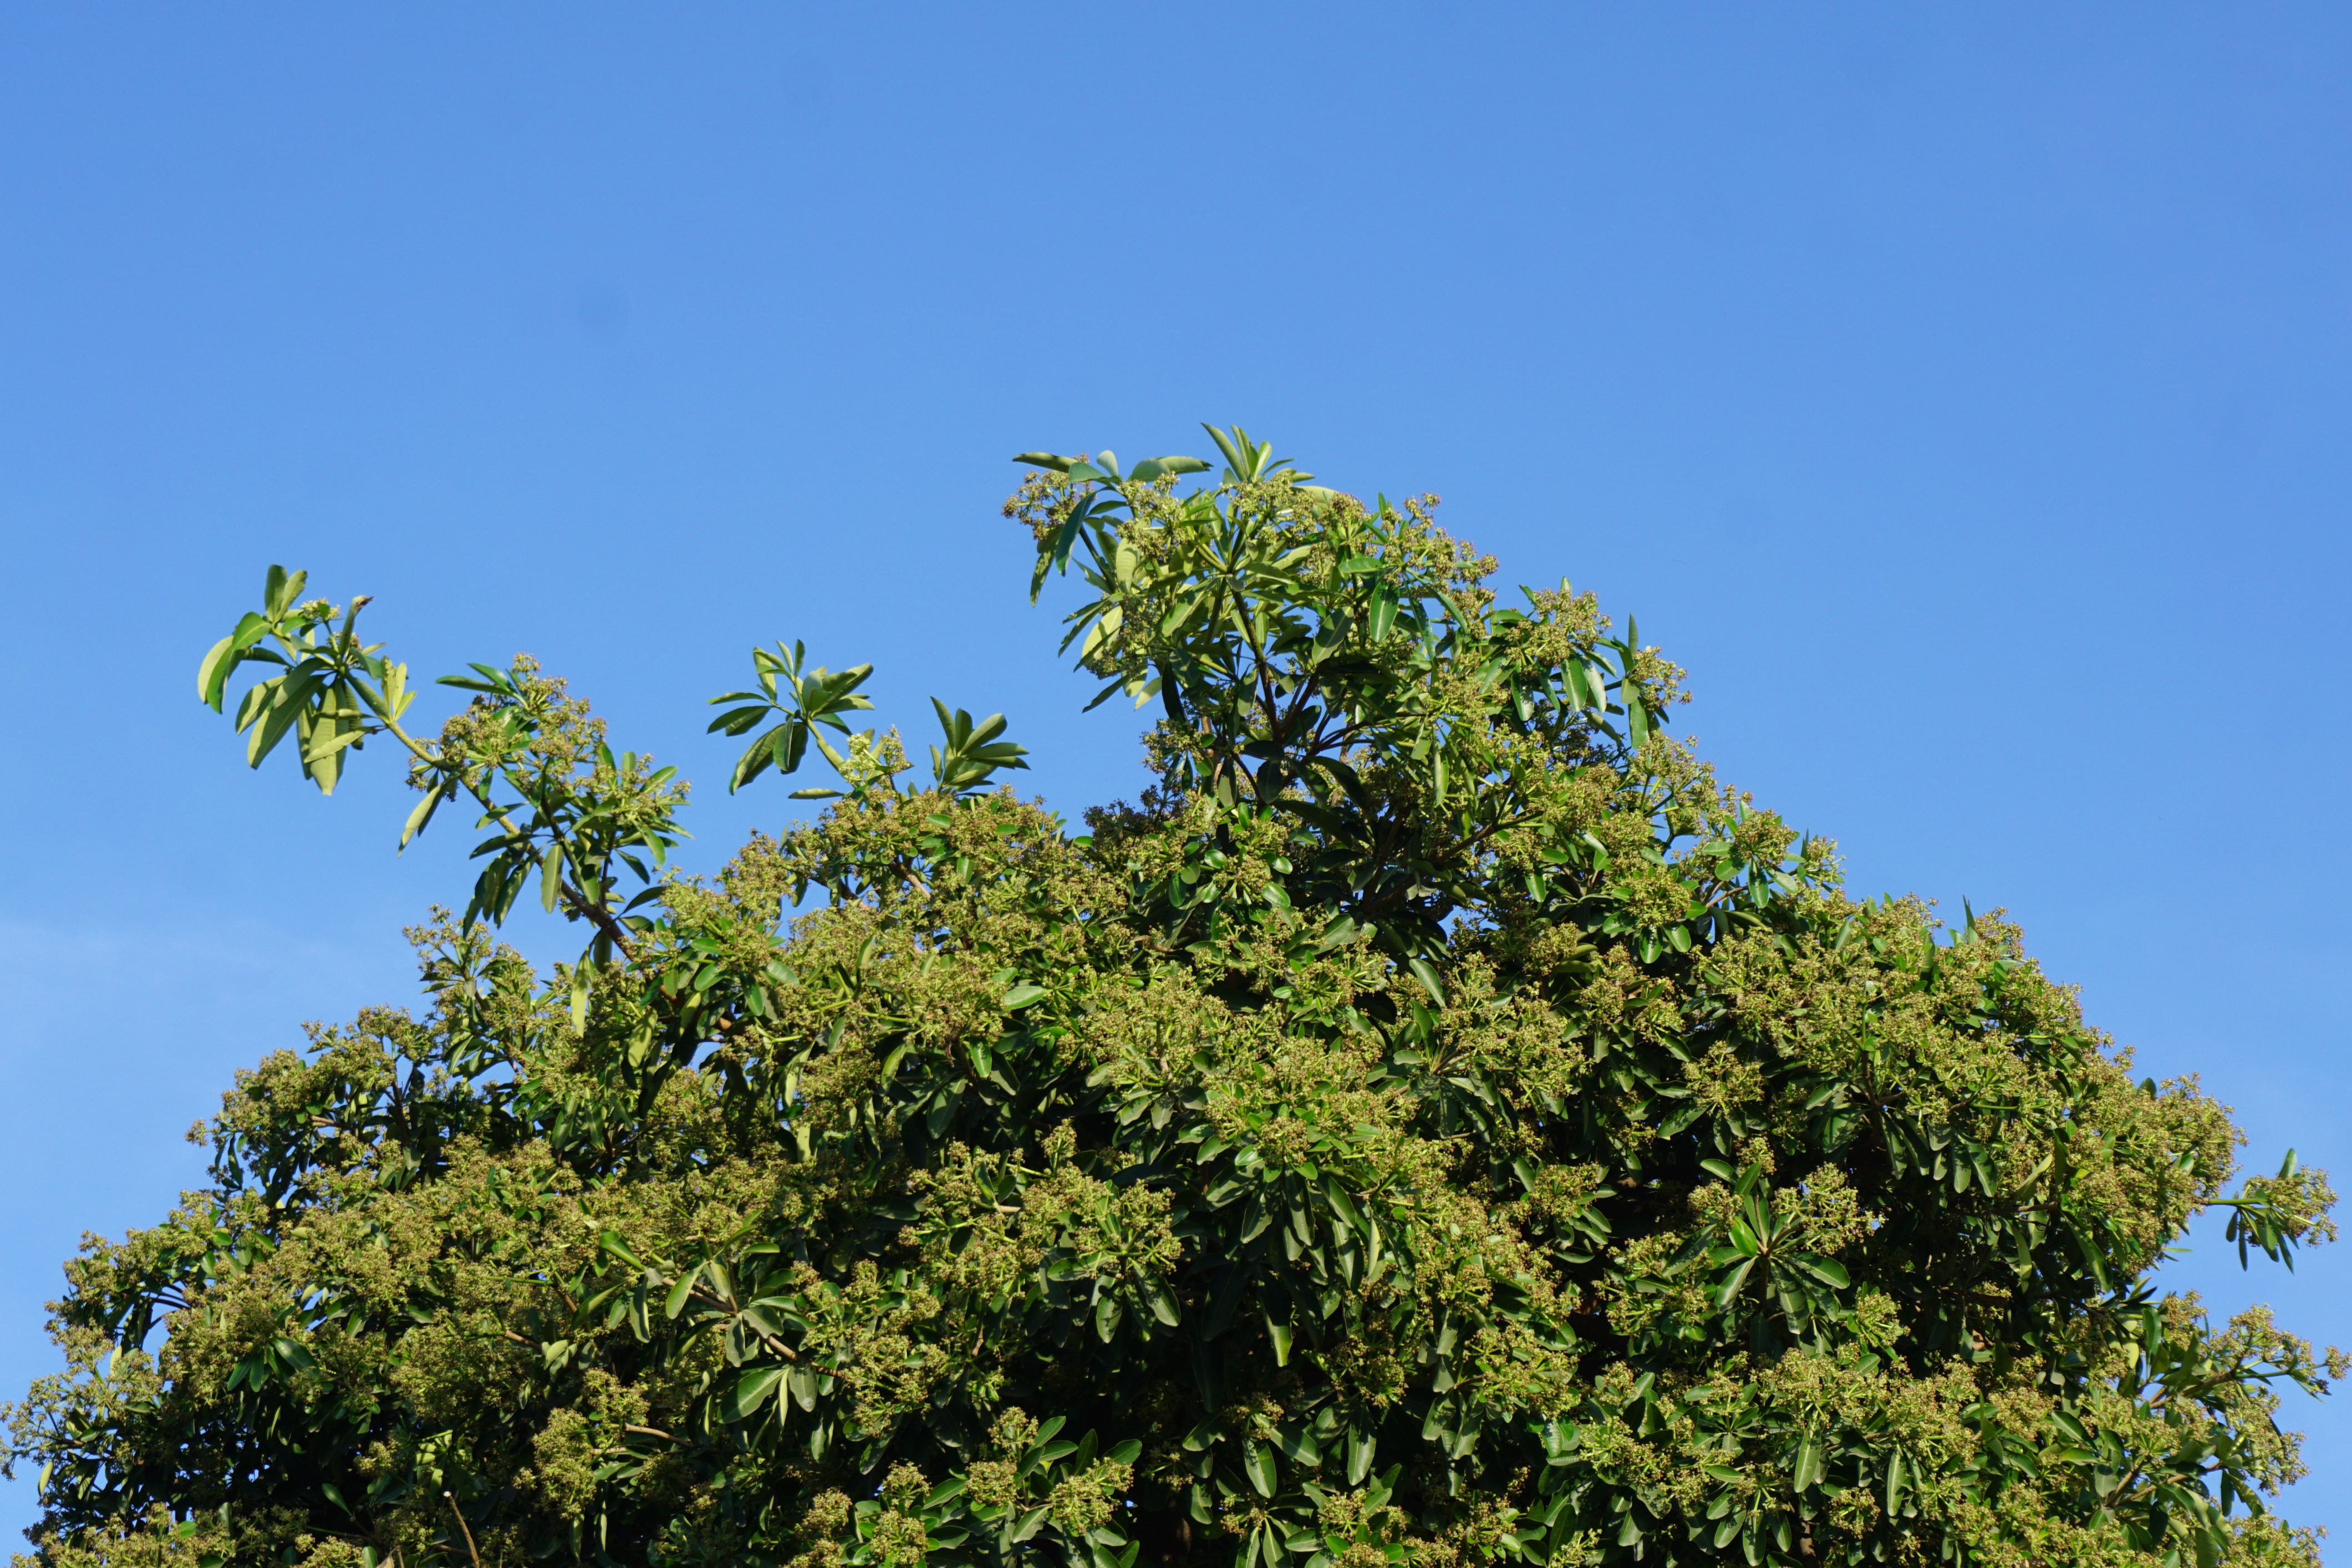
[[4, 1, 2350, 1539]]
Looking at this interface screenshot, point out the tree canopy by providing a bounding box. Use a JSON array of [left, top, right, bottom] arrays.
[[8, 429, 2343, 1568]]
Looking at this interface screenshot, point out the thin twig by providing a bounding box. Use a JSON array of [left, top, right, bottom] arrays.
[[441, 1492, 482, 1568]]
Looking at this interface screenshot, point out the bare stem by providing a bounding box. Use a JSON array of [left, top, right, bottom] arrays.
[[442, 1493, 483, 1568]]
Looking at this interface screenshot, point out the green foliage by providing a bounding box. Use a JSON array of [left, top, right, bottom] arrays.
[[706, 643, 877, 798], [8, 434, 2342, 1568]]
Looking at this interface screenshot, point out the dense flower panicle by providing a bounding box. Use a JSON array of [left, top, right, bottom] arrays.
[[7, 435, 2339, 1568]]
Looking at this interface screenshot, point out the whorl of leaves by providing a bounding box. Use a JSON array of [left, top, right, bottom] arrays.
[[7, 429, 2341, 1568]]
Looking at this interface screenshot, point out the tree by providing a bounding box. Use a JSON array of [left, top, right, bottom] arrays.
[[7, 428, 2343, 1568]]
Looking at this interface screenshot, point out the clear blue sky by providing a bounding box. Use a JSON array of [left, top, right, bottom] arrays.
[[4, 2, 2349, 1539]]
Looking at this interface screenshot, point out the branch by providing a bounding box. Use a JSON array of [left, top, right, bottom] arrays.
[[623, 1423, 684, 1443], [368, 702, 640, 963], [441, 1493, 483, 1568]]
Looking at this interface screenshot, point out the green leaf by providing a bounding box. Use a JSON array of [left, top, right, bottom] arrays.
[[263, 564, 303, 619], [1795, 1254, 1850, 1289], [729, 1366, 787, 1421], [399, 787, 442, 851], [788, 1363, 821, 1413], [1346, 1429, 1376, 1486], [1244, 1440, 1277, 1498], [931, 700, 1030, 792], [1128, 455, 1210, 482], [246, 671, 319, 768], [541, 843, 567, 915], [1323, 1178, 1365, 1236], [1713, 1259, 1757, 1310], [300, 725, 369, 767], [380, 660, 411, 720], [707, 704, 771, 736], [1793, 1438, 1823, 1490], [197, 612, 271, 711], [197, 634, 237, 706], [439, 661, 516, 695]]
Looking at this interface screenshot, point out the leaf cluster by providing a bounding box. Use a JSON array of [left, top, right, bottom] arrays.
[[7, 437, 2340, 1568]]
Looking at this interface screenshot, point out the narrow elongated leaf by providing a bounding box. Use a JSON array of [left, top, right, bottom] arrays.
[[399, 787, 442, 851], [1244, 1441, 1277, 1498], [729, 1366, 787, 1421], [1793, 1437, 1824, 1490], [1794, 1254, 1850, 1289], [198, 613, 271, 710], [1265, 1312, 1293, 1366]]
